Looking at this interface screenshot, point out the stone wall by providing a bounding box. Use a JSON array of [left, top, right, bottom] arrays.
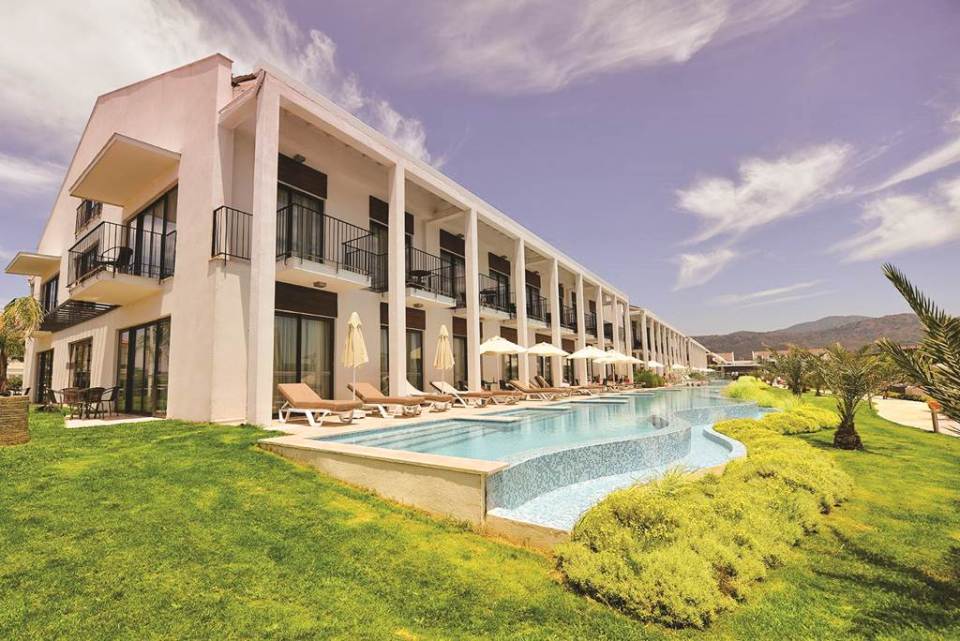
[[0, 396, 29, 446]]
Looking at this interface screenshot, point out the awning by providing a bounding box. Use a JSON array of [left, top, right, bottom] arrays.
[[69, 133, 180, 207], [38, 300, 116, 333], [4, 252, 60, 278]]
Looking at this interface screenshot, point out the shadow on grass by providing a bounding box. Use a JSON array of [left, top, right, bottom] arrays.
[[813, 526, 960, 636]]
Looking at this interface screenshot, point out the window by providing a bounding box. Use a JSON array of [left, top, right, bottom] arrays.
[[502, 354, 519, 384], [40, 274, 59, 314], [272, 312, 334, 409], [452, 335, 468, 389], [35, 349, 54, 403], [68, 338, 92, 388], [490, 269, 510, 311], [526, 284, 543, 319], [380, 326, 390, 394], [117, 318, 171, 415], [535, 355, 552, 385], [277, 183, 325, 260], [440, 249, 465, 304], [406, 329, 424, 391], [128, 187, 178, 278], [563, 358, 574, 385]]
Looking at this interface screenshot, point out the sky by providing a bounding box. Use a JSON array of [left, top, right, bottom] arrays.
[[1, 0, 959, 335]]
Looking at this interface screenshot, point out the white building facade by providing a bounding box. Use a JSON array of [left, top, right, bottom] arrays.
[[7, 56, 700, 426]]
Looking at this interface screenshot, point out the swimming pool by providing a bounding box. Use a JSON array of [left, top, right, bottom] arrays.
[[320, 388, 740, 462]]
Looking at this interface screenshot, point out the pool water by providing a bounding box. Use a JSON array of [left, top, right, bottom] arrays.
[[320, 388, 738, 462]]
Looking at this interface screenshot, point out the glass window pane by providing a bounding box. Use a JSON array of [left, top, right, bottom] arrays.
[[273, 315, 299, 410], [300, 317, 333, 399], [380, 327, 389, 394], [406, 329, 423, 391]]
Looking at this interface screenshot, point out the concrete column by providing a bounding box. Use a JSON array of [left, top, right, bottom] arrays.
[[387, 161, 407, 396], [464, 207, 481, 390], [245, 78, 280, 427], [640, 310, 649, 364], [512, 238, 529, 383], [624, 303, 634, 383], [611, 299, 621, 352], [596, 286, 605, 351], [548, 258, 563, 383], [575, 273, 587, 385]]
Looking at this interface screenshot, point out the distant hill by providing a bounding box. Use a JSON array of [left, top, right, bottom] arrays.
[[695, 313, 922, 360]]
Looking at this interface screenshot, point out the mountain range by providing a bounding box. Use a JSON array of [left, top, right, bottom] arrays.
[[694, 313, 923, 361]]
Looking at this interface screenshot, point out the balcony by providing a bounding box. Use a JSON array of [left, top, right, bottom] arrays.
[[275, 204, 380, 292], [67, 221, 175, 304], [559, 303, 578, 335], [75, 200, 102, 236], [453, 273, 513, 320], [212, 206, 252, 261], [526, 293, 549, 328], [395, 246, 458, 308], [584, 311, 598, 337]]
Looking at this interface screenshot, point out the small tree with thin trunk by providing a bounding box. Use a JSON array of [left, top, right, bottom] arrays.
[[0, 297, 44, 393], [764, 345, 813, 398], [819, 344, 884, 450]]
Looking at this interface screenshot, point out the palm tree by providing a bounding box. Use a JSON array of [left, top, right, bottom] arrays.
[[819, 344, 885, 450], [878, 264, 960, 422], [0, 297, 44, 393], [764, 345, 813, 398]]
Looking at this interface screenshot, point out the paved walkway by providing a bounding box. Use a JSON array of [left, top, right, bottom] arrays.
[[871, 397, 960, 438]]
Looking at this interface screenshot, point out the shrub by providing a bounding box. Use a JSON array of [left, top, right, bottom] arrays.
[[634, 369, 665, 388], [557, 419, 852, 629], [723, 376, 796, 410]]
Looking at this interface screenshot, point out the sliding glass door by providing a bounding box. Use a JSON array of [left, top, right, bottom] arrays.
[[116, 318, 170, 415], [273, 312, 334, 409], [35, 349, 53, 403]]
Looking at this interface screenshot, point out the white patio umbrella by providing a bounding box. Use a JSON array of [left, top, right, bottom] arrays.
[[343, 312, 369, 410], [647, 360, 664, 369], [478, 335, 526, 355], [671, 363, 687, 370], [567, 345, 609, 360], [434, 324, 456, 386], [526, 342, 569, 357]]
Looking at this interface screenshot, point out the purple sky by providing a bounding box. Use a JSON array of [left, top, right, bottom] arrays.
[[2, 0, 959, 334]]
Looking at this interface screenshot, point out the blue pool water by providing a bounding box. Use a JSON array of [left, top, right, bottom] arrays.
[[320, 388, 737, 462]]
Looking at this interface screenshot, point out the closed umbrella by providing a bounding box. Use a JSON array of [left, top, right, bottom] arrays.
[[343, 312, 369, 415], [434, 324, 456, 386]]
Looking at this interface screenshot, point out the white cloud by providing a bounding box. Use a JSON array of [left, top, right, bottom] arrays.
[[710, 280, 820, 305], [0, 153, 64, 195], [0, 0, 435, 164], [677, 142, 852, 243], [833, 175, 960, 261], [738, 289, 833, 308], [674, 247, 739, 290], [426, 0, 808, 93], [869, 137, 960, 193]]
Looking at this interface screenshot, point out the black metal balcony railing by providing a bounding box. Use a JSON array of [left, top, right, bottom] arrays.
[[559, 303, 578, 330], [68, 220, 175, 286], [526, 294, 548, 322], [604, 322, 614, 340], [212, 206, 252, 260], [75, 200, 102, 235], [404, 246, 457, 298], [584, 311, 598, 335], [454, 273, 512, 314], [276, 204, 380, 277]]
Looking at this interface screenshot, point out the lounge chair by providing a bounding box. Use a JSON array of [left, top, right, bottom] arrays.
[[508, 379, 564, 401], [404, 382, 453, 412], [431, 381, 520, 407], [277, 383, 363, 427], [535, 375, 599, 396], [347, 382, 423, 418]]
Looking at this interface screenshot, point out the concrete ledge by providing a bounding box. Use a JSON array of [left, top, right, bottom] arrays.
[[483, 514, 569, 551]]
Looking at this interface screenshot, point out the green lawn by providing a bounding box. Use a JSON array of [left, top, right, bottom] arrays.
[[1, 396, 958, 640]]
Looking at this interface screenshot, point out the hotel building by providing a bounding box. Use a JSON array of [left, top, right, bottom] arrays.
[[6, 55, 702, 426]]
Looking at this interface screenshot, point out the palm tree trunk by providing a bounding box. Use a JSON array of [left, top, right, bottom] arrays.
[[833, 415, 862, 450]]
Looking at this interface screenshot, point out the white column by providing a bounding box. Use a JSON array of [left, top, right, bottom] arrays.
[[464, 207, 482, 391], [575, 273, 587, 385], [596, 286, 605, 351], [548, 258, 563, 383], [387, 161, 407, 396], [655, 322, 663, 367], [512, 238, 529, 383], [611, 299, 621, 352], [640, 310, 649, 364], [245, 77, 280, 427]]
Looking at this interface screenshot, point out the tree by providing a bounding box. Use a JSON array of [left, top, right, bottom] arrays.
[[878, 264, 960, 423], [0, 297, 44, 393], [819, 344, 885, 450], [764, 345, 813, 398]]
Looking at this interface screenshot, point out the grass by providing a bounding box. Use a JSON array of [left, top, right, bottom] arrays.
[[1, 397, 959, 640]]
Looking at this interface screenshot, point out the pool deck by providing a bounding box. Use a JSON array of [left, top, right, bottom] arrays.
[[871, 396, 960, 437]]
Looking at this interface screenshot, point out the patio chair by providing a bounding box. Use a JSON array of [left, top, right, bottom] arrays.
[[535, 375, 596, 396], [346, 382, 423, 418], [404, 382, 453, 412], [99, 386, 119, 417], [60, 388, 85, 419], [508, 380, 563, 401], [431, 381, 492, 407], [277, 383, 363, 427], [84, 387, 106, 419]]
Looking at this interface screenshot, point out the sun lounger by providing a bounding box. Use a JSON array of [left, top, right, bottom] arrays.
[[508, 379, 565, 401], [534, 375, 598, 396], [404, 382, 453, 411], [277, 383, 363, 427], [347, 381, 423, 418]]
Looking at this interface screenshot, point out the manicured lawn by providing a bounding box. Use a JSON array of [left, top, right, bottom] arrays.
[[1, 398, 958, 640]]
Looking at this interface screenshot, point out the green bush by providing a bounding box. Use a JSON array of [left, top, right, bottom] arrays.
[[634, 369, 665, 388], [724, 379, 840, 433], [722, 376, 796, 410], [556, 419, 852, 629]]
